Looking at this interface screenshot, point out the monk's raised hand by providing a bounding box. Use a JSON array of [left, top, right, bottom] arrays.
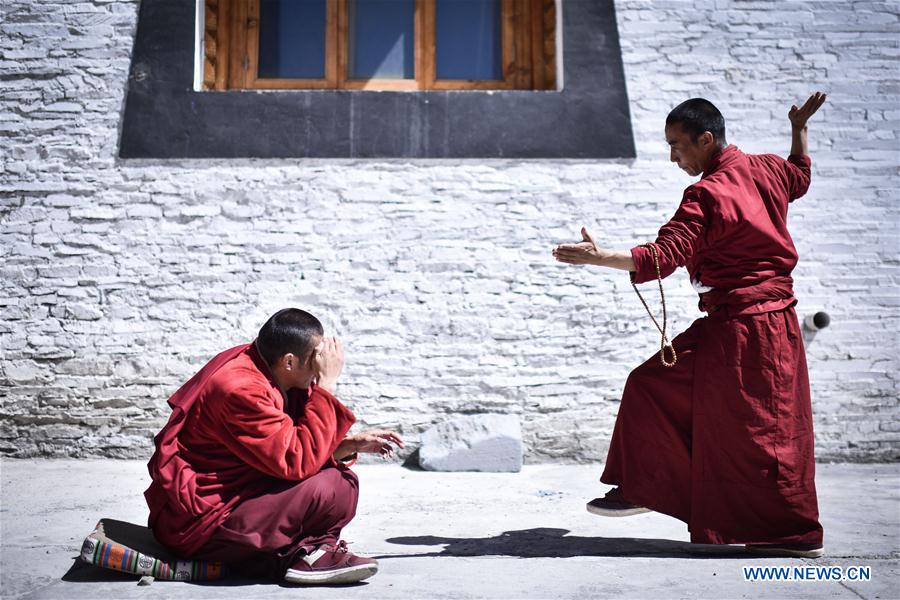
[[789, 92, 827, 131]]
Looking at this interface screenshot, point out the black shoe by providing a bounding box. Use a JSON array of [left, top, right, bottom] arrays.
[[586, 487, 651, 517], [745, 543, 825, 558]]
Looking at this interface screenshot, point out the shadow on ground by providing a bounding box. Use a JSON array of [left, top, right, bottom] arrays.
[[61, 558, 370, 588], [58, 525, 747, 588], [380, 528, 748, 559], [62, 560, 138, 583]]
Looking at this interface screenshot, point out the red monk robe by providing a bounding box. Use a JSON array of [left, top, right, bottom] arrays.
[[601, 145, 824, 546], [145, 342, 356, 557]]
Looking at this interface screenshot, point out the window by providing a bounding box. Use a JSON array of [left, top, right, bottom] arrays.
[[121, 0, 635, 158], [203, 0, 557, 91]]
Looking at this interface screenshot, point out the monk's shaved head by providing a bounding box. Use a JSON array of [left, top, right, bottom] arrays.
[[256, 308, 324, 366], [666, 98, 727, 147]]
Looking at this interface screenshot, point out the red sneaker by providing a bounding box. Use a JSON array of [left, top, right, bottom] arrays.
[[284, 541, 378, 585], [586, 487, 651, 517]]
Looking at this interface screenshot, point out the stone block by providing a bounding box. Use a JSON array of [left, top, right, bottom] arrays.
[[418, 414, 523, 472]]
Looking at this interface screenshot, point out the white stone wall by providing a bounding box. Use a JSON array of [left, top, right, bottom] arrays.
[[1, 0, 897, 461]]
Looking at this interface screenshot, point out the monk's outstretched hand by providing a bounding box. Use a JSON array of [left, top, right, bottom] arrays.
[[333, 430, 404, 462], [553, 226, 605, 266]]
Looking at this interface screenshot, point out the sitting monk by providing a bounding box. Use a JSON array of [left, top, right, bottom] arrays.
[[144, 308, 403, 585]]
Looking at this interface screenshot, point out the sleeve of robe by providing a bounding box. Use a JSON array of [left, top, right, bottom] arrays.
[[783, 154, 811, 202], [214, 383, 356, 481], [630, 186, 711, 285]]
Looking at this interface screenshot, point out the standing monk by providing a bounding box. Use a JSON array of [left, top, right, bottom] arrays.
[[553, 93, 827, 558], [145, 308, 404, 584]]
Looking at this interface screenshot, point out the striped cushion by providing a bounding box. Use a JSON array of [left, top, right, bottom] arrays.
[[80, 518, 224, 581]]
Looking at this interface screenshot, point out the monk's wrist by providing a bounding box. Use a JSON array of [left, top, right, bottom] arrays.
[[317, 379, 338, 395]]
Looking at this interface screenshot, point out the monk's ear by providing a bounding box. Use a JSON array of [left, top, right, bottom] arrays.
[[281, 353, 296, 371], [698, 131, 715, 149]]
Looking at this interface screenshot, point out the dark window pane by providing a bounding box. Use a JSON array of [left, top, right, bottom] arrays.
[[258, 0, 327, 79], [436, 0, 502, 80], [348, 0, 415, 79]]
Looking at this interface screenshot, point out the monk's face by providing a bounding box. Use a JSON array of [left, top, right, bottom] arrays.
[[293, 336, 323, 389], [665, 122, 717, 177], [274, 336, 322, 391]]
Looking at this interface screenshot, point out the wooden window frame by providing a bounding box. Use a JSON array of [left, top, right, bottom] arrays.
[[338, 0, 421, 91], [205, 0, 555, 91]]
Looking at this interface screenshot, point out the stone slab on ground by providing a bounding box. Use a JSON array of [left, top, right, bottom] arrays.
[[418, 413, 523, 472], [1, 460, 897, 599]]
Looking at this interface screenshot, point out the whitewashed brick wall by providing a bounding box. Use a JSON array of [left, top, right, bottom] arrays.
[[1, 0, 898, 462]]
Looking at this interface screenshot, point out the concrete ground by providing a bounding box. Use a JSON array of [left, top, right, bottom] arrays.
[[0, 460, 897, 600]]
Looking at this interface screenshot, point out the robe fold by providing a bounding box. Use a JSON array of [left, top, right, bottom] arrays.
[[603, 145, 823, 545], [145, 343, 356, 556]]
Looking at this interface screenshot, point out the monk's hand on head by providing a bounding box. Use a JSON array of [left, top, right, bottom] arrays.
[[552, 226, 606, 267], [313, 336, 344, 395]]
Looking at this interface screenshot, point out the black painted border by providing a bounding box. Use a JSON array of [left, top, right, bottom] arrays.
[[119, 0, 635, 159]]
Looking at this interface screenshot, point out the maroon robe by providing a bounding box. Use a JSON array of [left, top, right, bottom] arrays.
[[145, 343, 357, 557], [601, 145, 823, 545]]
